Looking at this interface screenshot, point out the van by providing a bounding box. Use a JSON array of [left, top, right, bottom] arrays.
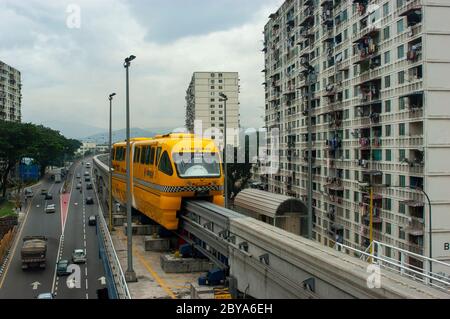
[[25, 188, 34, 198]]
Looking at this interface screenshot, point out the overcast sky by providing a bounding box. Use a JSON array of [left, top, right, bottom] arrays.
[[0, 0, 284, 137]]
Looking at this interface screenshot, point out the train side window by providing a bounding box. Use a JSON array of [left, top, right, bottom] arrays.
[[135, 148, 141, 163], [122, 147, 126, 161], [155, 147, 162, 166], [145, 146, 151, 164], [112, 148, 116, 161], [140, 146, 146, 164], [116, 148, 121, 161], [150, 147, 156, 165], [158, 151, 173, 176]]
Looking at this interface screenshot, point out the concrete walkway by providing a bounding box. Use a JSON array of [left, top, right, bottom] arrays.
[[110, 226, 203, 299]]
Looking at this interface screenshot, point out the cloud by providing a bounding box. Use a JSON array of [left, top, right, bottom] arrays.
[[0, 0, 284, 135]]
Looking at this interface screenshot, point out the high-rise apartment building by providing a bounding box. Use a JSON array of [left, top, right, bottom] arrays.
[[186, 72, 240, 147], [262, 0, 450, 271], [0, 60, 21, 122]]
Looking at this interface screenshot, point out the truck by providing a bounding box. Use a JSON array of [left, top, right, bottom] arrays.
[[21, 236, 47, 270]]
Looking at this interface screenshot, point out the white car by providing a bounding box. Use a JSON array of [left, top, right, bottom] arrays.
[[24, 188, 34, 198], [72, 249, 86, 264], [45, 204, 56, 214]]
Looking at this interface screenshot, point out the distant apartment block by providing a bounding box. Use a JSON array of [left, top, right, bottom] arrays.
[[0, 60, 22, 122], [262, 0, 450, 272], [185, 72, 240, 147]]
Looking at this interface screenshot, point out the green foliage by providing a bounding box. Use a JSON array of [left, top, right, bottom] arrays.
[[224, 135, 254, 200], [0, 121, 81, 196]]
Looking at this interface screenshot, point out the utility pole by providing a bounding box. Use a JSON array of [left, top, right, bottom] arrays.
[[108, 93, 116, 231], [123, 55, 137, 282]]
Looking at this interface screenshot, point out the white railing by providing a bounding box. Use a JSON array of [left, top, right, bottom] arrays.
[[336, 240, 450, 292]]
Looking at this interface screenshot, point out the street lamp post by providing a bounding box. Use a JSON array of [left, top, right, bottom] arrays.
[[219, 92, 228, 209], [108, 93, 116, 232], [123, 55, 137, 282]]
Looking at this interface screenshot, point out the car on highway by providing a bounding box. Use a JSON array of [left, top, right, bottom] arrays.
[[37, 293, 54, 299], [76, 173, 81, 179], [84, 171, 90, 177], [24, 188, 34, 198], [72, 249, 86, 264], [86, 183, 93, 190], [45, 193, 53, 200], [88, 215, 96, 226], [86, 163, 91, 168], [85, 197, 94, 205], [85, 176, 91, 182], [76, 183, 82, 190], [41, 189, 47, 195], [56, 259, 70, 276], [45, 204, 56, 214]]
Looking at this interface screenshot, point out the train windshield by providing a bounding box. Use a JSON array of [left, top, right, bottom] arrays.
[[172, 152, 221, 178]]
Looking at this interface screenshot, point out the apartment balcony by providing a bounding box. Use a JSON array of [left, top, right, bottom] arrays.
[[320, 0, 333, 7], [299, 7, 314, 27], [399, 1, 422, 27], [299, 27, 314, 38], [325, 177, 344, 191]]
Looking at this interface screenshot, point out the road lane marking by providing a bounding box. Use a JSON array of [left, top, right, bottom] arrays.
[[86, 293, 89, 299], [85, 268, 88, 276], [51, 234, 65, 294], [85, 278, 89, 290]]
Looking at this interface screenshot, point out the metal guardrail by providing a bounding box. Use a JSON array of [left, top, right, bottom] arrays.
[[336, 241, 450, 293], [92, 162, 131, 299]]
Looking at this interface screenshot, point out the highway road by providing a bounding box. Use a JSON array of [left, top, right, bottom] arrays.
[[0, 159, 106, 299]]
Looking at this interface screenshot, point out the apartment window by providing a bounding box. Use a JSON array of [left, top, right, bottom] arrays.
[[398, 71, 405, 84], [384, 197, 392, 210], [385, 222, 392, 235], [211, 117, 215, 121], [385, 246, 392, 258], [345, 189, 350, 199], [218, 79, 223, 83], [399, 149, 406, 161], [397, 0, 404, 9], [354, 191, 359, 202], [345, 229, 350, 240], [355, 171, 359, 181], [385, 149, 392, 161], [344, 89, 349, 100], [384, 51, 391, 64], [399, 175, 406, 187], [211, 111, 215, 115], [219, 117, 223, 121], [399, 227, 406, 239], [383, 26, 390, 40], [345, 149, 350, 159], [383, 2, 390, 16], [399, 97, 405, 110], [219, 111, 223, 115], [345, 130, 349, 140], [344, 109, 349, 119], [397, 19, 404, 34], [397, 45, 405, 59], [354, 233, 359, 244], [399, 202, 406, 216], [399, 123, 406, 136], [385, 100, 391, 113], [210, 73, 215, 77], [345, 169, 350, 179], [219, 104, 223, 108], [354, 211, 359, 223], [384, 75, 391, 88], [210, 105, 214, 109], [385, 124, 391, 136], [218, 86, 223, 89], [211, 86, 215, 89], [352, 23, 357, 35], [218, 73, 223, 77], [343, 28, 348, 41], [210, 98, 215, 102]]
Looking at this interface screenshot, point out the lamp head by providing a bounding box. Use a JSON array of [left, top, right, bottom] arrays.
[[219, 93, 228, 100], [109, 93, 116, 99]]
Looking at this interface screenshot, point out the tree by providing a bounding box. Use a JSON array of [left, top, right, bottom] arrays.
[[0, 121, 81, 197], [224, 135, 253, 200]]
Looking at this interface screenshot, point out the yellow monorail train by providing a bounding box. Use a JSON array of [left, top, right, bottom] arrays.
[[111, 133, 224, 230]]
